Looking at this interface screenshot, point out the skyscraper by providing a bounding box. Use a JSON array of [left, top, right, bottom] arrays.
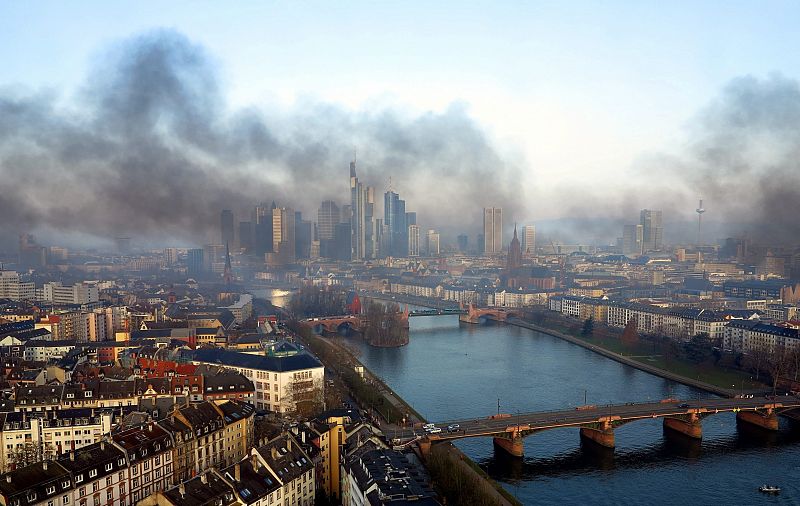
[[425, 229, 440, 256], [317, 200, 339, 241], [483, 207, 502, 254], [622, 224, 644, 256], [238, 221, 253, 252], [253, 203, 273, 256], [187, 248, 204, 277], [640, 209, 663, 252], [220, 209, 234, 247], [385, 190, 408, 257], [294, 211, 312, 260], [521, 225, 536, 256], [350, 159, 375, 260], [457, 234, 468, 253], [408, 225, 420, 256], [272, 207, 296, 263]]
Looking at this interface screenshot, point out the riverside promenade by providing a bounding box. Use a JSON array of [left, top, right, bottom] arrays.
[[508, 318, 751, 397]]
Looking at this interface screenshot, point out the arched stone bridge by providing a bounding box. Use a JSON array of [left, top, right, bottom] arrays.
[[458, 303, 521, 324], [387, 396, 800, 457]]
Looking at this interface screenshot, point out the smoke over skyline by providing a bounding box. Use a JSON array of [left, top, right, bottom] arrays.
[[0, 30, 525, 250], [1, 30, 800, 251]]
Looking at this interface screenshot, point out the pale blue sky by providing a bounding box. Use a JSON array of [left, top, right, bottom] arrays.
[[2, 1, 799, 220]]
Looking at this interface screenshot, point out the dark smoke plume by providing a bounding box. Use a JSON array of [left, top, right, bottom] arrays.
[[0, 30, 524, 249], [680, 74, 800, 244]]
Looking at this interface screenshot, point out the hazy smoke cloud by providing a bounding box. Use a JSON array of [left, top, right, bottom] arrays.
[[0, 30, 524, 249], [538, 74, 800, 247], [680, 74, 800, 243]]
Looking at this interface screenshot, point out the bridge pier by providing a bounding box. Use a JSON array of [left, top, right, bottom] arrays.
[[663, 414, 703, 439], [580, 427, 615, 449], [493, 436, 524, 458], [737, 410, 779, 431], [418, 438, 432, 457]]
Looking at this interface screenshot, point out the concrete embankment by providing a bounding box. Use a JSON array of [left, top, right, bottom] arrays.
[[508, 319, 738, 398], [316, 336, 519, 506]]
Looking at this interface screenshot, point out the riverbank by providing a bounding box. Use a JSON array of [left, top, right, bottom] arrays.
[[508, 318, 770, 397], [292, 324, 520, 506]]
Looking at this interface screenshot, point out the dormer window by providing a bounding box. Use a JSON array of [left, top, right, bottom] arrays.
[[62, 480, 70, 488], [105, 463, 113, 471], [46, 486, 55, 495], [75, 475, 83, 483], [84, 391, 92, 398], [89, 469, 97, 478]]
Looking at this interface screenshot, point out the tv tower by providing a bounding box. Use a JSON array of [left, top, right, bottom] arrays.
[[696, 198, 705, 245]]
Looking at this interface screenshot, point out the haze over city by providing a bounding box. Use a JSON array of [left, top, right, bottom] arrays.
[[3, 5, 800, 506], [3, 1, 800, 250]]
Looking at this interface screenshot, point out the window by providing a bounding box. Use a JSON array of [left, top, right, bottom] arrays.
[[89, 469, 97, 478], [47, 486, 56, 495], [76, 475, 84, 484], [105, 463, 113, 472], [62, 495, 69, 505]]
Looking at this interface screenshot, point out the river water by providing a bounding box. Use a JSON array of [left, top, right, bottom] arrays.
[[349, 315, 800, 505]]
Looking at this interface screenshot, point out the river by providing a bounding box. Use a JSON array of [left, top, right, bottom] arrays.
[[348, 315, 800, 505]]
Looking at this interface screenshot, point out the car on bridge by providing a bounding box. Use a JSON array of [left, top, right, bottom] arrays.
[[678, 403, 690, 408], [426, 426, 442, 434], [447, 424, 460, 432]]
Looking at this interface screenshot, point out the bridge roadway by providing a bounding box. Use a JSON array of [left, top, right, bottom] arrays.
[[387, 395, 800, 457]]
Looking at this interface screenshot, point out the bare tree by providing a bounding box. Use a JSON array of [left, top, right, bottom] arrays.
[[283, 377, 325, 418], [767, 345, 792, 395], [8, 442, 56, 469]]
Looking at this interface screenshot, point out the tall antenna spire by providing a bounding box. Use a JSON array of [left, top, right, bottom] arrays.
[[388, 176, 393, 193], [696, 197, 705, 245]]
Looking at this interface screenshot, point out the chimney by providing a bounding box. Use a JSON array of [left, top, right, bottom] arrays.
[[69, 451, 75, 461], [271, 447, 278, 460], [234, 463, 241, 482], [250, 453, 259, 471], [100, 441, 105, 450], [178, 483, 186, 498], [287, 437, 291, 451], [42, 461, 48, 471], [148, 422, 153, 432], [200, 473, 207, 484], [5, 475, 10, 483]]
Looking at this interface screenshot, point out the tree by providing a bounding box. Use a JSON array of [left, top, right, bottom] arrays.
[[767, 346, 792, 395], [621, 318, 639, 345], [746, 344, 771, 381], [283, 377, 325, 418], [581, 317, 594, 338], [8, 442, 56, 469], [363, 301, 408, 346], [684, 332, 713, 364]]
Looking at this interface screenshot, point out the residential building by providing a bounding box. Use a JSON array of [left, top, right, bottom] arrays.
[[192, 347, 323, 414], [253, 434, 315, 506], [58, 441, 129, 506], [111, 423, 174, 504]]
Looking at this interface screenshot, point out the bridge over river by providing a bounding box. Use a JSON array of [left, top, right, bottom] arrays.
[[386, 395, 800, 457]]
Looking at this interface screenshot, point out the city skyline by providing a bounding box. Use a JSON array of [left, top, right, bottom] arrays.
[[3, 4, 800, 249]]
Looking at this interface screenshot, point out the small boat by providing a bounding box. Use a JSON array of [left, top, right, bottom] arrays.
[[759, 485, 780, 494]]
